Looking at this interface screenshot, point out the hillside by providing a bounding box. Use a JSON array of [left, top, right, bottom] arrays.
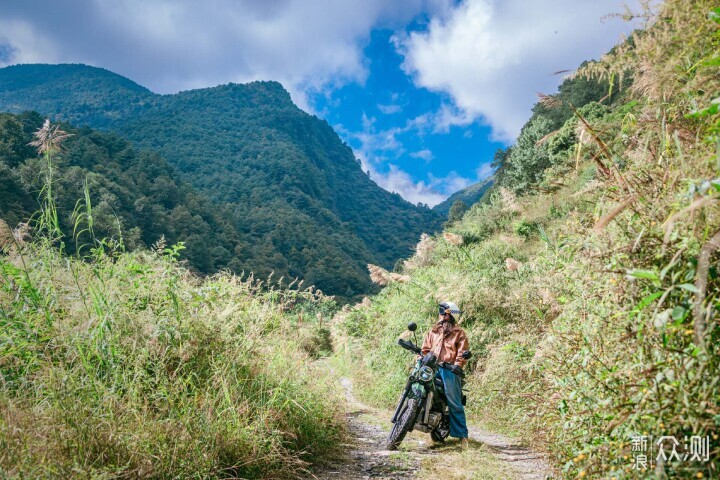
[[0, 65, 443, 298], [0, 111, 245, 268], [432, 177, 494, 215], [338, 1, 720, 478], [0, 64, 153, 128]]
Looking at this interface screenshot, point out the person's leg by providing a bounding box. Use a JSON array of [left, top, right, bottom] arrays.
[[439, 368, 468, 438]]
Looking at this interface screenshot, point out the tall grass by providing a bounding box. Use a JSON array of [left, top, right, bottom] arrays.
[[0, 121, 344, 478], [0, 240, 344, 478]]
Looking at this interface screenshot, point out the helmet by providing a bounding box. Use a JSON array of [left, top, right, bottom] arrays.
[[439, 301, 461, 319]]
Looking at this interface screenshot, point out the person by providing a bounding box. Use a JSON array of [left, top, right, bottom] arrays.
[[420, 301, 469, 448]]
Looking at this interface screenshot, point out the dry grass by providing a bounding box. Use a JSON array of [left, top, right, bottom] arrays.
[[499, 187, 521, 213], [403, 233, 437, 272], [417, 441, 518, 480], [592, 194, 636, 232], [0, 241, 344, 478], [504, 257, 523, 271], [0, 219, 12, 252], [443, 232, 464, 246]]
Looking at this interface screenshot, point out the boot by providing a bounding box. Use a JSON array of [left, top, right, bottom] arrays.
[[460, 438, 469, 449]]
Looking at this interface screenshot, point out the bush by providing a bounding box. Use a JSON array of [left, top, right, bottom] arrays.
[[513, 219, 540, 240]]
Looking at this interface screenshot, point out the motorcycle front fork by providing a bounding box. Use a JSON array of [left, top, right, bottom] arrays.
[[390, 378, 412, 423]]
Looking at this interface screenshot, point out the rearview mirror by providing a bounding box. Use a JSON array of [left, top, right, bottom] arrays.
[[407, 322, 417, 332], [462, 351, 472, 360]]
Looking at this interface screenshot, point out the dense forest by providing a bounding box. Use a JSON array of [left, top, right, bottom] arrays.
[[0, 111, 243, 264], [0, 66, 443, 298]]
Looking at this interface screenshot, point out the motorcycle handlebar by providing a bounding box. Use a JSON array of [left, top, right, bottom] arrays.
[[439, 361, 466, 378], [396, 338, 422, 355]]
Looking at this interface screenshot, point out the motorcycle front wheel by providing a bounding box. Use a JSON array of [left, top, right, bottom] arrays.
[[386, 398, 419, 450]]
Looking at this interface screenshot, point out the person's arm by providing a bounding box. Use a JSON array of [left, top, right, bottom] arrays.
[[454, 330, 469, 367], [420, 330, 432, 356]]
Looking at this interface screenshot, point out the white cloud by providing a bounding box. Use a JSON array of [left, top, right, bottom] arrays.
[[373, 165, 447, 206], [378, 103, 402, 114], [0, 0, 451, 109], [410, 149, 433, 162], [349, 119, 473, 207], [430, 103, 475, 133], [397, 0, 640, 141], [357, 153, 470, 207], [475, 162, 494, 181]]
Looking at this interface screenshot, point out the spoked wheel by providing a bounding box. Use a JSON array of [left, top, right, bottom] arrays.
[[386, 398, 419, 450]]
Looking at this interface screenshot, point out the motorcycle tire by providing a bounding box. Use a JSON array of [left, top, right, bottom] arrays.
[[431, 427, 449, 443], [386, 398, 419, 450]]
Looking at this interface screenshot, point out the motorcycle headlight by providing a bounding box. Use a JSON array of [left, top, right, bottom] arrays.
[[418, 366, 434, 382]]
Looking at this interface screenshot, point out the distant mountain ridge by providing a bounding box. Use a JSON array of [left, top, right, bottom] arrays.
[[432, 177, 494, 215], [0, 63, 443, 298]]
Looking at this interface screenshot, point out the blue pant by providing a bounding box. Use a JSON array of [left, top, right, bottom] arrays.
[[438, 367, 468, 438]]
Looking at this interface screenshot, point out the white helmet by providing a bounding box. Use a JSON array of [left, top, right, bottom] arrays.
[[439, 301, 461, 319]]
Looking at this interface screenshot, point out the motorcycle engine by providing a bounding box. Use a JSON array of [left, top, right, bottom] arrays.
[[415, 410, 443, 433], [427, 412, 442, 429]]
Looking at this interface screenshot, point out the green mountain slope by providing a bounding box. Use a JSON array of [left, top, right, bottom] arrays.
[[0, 64, 153, 128], [0, 64, 442, 298], [0, 111, 244, 267], [432, 177, 494, 215]]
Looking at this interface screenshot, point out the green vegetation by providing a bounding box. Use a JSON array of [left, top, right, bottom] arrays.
[[448, 200, 469, 224], [433, 177, 494, 216], [0, 65, 442, 299], [338, 1, 720, 478], [1, 240, 344, 477], [1, 150, 344, 477], [0, 111, 242, 270]]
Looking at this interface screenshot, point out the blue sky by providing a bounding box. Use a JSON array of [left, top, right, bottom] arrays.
[[0, 0, 641, 206], [310, 28, 502, 206]]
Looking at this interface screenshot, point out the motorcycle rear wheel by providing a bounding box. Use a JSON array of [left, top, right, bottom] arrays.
[[386, 398, 419, 450], [431, 428, 449, 443]]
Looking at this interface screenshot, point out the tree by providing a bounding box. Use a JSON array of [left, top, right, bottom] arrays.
[[448, 200, 469, 223], [501, 116, 553, 194]]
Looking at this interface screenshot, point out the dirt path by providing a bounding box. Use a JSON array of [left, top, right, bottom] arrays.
[[468, 427, 553, 480], [310, 378, 427, 479], [308, 377, 554, 480]]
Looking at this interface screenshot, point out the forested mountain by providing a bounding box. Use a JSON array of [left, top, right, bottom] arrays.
[[432, 177, 494, 215], [0, 64, 153, 128], [0, 111, 244, 264], [0, 64, 442, 298]]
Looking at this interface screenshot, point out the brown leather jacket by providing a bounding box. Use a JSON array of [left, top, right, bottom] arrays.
[[420, 320, 469, 368]]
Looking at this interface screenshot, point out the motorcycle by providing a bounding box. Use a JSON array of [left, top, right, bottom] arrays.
[[386, 321, 471, 450]]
